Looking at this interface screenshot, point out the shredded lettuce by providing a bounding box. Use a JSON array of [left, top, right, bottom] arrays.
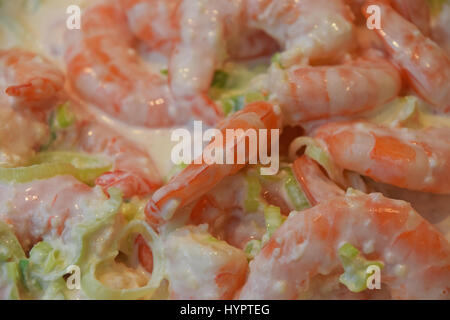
[[0, 222, 26, 299], [338, 243, 384, 293]]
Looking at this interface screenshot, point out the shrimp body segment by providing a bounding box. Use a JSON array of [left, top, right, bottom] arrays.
[[239, 192, 450, 299], [65, 0, 218, 127], [164, 226, 248, 299], [245, 0, 356, 66], [315, 121, 450, 194], [145, 101, 281, 227], [364, 1, 450, 113], [292, 156, 345, 206], [268, 55, 401, 124]]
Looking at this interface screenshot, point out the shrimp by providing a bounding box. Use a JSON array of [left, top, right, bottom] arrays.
[[363, 1, 450, 113], [347, 0, 431, 35], [245, 0, 356, 67], [167, 0, 242, 115], [239, 192, 450, 299], [0, 175, 107, 251], [163, 225, 248, 299], [145, 101, 281, 228], [0, 48, 64, 166], [51, 101, 163, 198], [292, 156, 345, 205], [0, 48, 64, 111], [431, 0, 450, 55], [0, 107, 48, 167], [65, 0, 220, 128], [119, 0, 181, 55], [315, 121, 450, 194], [268, 52, 401, 125]]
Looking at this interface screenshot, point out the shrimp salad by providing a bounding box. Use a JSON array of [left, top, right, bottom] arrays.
[[0, 0, 449, 300]]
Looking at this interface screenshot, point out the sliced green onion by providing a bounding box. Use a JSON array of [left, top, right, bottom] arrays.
[[283, 167, 310, 211], [54, 102, 75, 129], [264, 205, 284, 239], [338, 243, 384, 293], [271, 52, 283, 68], [244, 239, 262, 260], [211, 70, 229, 88], [244, 174, 262, 213]]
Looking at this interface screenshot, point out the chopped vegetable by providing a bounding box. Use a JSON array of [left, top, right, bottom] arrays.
[[338, 243, 384, 293]]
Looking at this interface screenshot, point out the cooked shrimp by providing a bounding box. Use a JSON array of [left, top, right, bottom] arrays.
[[292, 156, 345, 205], [0, 175, 106, 251], [0, 107, 48, 167], [347, 0, 431, 35], [0, 48, 63, 166], [119, 0, 181, 55], [65, 0, 220, 128], [52, 102, 163, 198], [164, 225, 248, 299], [167, 0, 241, 116], [390, 0, 431, 36], [239, 192, 450, 299], [315, 121, 450, 194], [363, 1, 450, 113], [268, 52, 401, 125], [0, 48, 64, 110], [245, 0, 356, 67], [145, 101, 281, 228]]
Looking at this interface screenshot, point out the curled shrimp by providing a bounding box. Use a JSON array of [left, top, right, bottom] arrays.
[[268, 51, 401, 124], [363, 1, 450, 113], [0, 175, 105, 251], [65, 0, 220, 128], [163, 225, 248, 299], [239, 192, 450, 299], [245, 0, 356, 67], [315, 121, 450, 194], [145, 101, 281, 228]]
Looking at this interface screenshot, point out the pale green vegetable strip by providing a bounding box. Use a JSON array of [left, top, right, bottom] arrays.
[[338, 243, 384, 293]]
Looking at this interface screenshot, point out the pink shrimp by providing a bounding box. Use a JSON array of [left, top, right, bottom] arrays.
[[315, 121, 450, 194], [292, 156, 345, 205], [65, 0, 220, 128], [347, 0, 431, 35], [0, 48, 64, 111], [119, 0, 181, 55], [52, 101, 163, 198], [244, 0, 356, 67], [0, 175, 107, 251], [164, 225, 248, 299], [268, 51, 401, 125], [363, 1, 450, 113], [0, 48, 64, 166], [239, 192, 450, 299], [145, 101, 281, 228]]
